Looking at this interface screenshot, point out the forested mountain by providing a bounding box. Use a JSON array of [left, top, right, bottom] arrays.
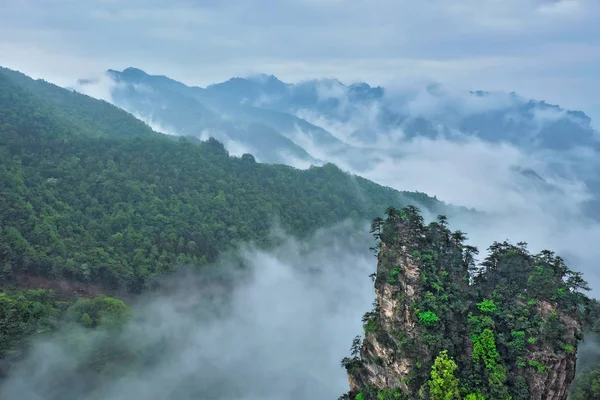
[[342, 207, 593, 400], [1, 66, 599, 399], [78, 67, 599, 156], [0, 67, 453, 294], [74, 68, 600, 220], [0, 66, 469, 378]]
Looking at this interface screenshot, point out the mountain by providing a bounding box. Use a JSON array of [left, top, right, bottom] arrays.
[[74, 69, 600, 229], [75, 68, 600, 188], [341, 207, 589, 400], [104, 69, 597, 151], [0, 66, 456, 295], [2, 65, 599, 399], [0, 66, 475, 378], [1, 67, 159, 140], [99, 67, 340, 164]]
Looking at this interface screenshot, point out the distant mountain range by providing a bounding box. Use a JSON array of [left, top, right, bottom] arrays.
[[73, 68, 600, 219], [76, 67, 598, 159]]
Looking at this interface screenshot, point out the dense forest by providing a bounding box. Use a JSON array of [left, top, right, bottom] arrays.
[[0, 67, 450, 293], [2, 66, 600, 399], [0, 67, 455, 372], [342, 206, 599, 400]]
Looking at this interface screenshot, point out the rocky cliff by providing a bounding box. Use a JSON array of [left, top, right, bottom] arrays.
[[341, 206, 587, 400]]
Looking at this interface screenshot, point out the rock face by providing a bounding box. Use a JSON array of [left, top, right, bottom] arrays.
[[342, 206, 586, 400], [522, 301, 580, 400], [347, 242, 423, 394]]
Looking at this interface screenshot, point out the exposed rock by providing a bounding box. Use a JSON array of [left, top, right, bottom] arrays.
[[342, 206, 587, 400]]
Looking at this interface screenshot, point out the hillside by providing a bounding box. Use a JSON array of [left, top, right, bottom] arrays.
[[81, 68, 599, 155], [3, 66, 598, 399], [73, 69, 600, 217], [0, 67, 451, 294], [103, 67, 320, 164], [0, 67, 160, 140], [340, 207, 590, 400]]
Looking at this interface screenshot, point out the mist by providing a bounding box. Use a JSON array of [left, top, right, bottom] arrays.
[[0, 222, 376, 400], [38, 73, 600, 399], [71, 74, 600, 295], [286, 90, 600, 296]]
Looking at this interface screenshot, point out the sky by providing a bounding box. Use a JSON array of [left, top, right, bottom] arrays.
[[1, 0, 600, 123]]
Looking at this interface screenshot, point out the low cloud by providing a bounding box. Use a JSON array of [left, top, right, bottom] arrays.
[[69, 72, 600, 297], [387, 84, 517, 123], [286, 94, 600, 296], [0, 222, 376, 400]]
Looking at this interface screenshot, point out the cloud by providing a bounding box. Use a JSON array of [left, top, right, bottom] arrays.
[[0, 222, 376, 400], [283, 94, 600, 296], [61, 64, 600, 298], [392, 85, 519, 122], [72, 73, 119, 104], [1, 0, 599, 123]]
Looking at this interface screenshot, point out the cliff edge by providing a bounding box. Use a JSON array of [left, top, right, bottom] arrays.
[[341, 206, 589, 400]]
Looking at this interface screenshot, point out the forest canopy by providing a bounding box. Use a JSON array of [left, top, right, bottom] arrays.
[[343, 206, 592, 400], [0, 67, 452, 293]]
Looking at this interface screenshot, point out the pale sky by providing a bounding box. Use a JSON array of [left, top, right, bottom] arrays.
[[1, 0, 599, 122]]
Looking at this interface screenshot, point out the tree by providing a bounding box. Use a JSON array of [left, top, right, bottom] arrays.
[[436, 215, 448, 228], [426, 350, 461, 400], [370, 217, 384, 241], [570, 362, 600, 400], [351, 336, 362, 357]]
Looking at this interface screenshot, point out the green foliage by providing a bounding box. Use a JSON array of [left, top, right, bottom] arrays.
[[66, 295, 131, 329], [463, 394, 485, 400], [364, 318, 378, 333], [0, 68, 449, 294], [570, 362, 600, 400], [0, 287, 130, 367], [508, 331, 526, 355], [80, 312, 93, 328], [476, 299, 497, 313], [418, 311, 440, 327], [346, 207, 592, 400], [388, 268, 400, 284], [527, 360, 550, 373], [356, 393, 364, 400], [562, 343, 575, 354], [425, 350, 461, 400], [377, 388, 403, 400], [472, 329, 500, 370], [0, 289, 60, 357]]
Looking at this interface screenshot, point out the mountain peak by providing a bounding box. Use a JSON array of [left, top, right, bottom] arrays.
[[247, 73, 284, 84], [348, 82, 384, 100], [342, 207, 586, 400], [106, 67, 149, 80]]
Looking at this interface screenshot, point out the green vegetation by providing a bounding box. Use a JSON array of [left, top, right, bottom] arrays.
[[425, 350, 460, 400], [418, 311, 440, 327], [0, 289, 60, 358], [2, 66, 598, 398], [0, 67, 449, 294], [0, 288, 129, 361], [344, 206, 591, 400], [570, 362, 600, 400], [0, 67, 464, 384]]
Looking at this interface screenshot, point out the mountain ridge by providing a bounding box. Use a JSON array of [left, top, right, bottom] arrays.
[[0, 65, 461, 294], [78, 67, 599, 156]]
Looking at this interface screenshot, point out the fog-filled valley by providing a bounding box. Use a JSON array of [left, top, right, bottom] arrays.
[[2, 1, 600, 399], [74, 66, 600, 294], [0, 224, 377, 400]]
